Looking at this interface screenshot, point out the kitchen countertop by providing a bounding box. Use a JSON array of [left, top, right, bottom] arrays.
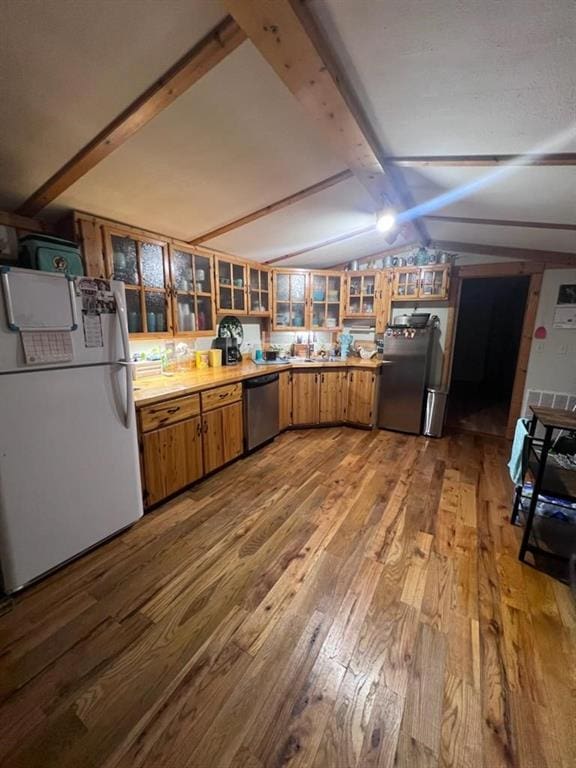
[[134, 358, 387, 407]]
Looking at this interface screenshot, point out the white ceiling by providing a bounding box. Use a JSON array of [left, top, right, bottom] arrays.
[[273, 229, 413, 269], [404, 167, 576, 224], [205, 176, 376, 261], [50, 42, 345, 240], [309, 0, 576, 155], [427, 221, 576, 253], [0, 0, 225, 209], [0, 0, 574, 262]]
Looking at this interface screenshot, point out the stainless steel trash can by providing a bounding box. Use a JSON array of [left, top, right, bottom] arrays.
[[423, 388, 448, 437]]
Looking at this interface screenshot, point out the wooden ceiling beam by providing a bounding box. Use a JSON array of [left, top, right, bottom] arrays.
[[223, 0, 426, 245], [431, 240, 576, 267], [15, 17, 246, 217], [386, 153, 576, 167], [424, 214, 576, 231], [265, 224, 376, 265], [189, 169, 353, 244], [0, 210, 54, 233]]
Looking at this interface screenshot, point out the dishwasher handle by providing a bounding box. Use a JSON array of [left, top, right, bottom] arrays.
[[244, 373, 280, 388]]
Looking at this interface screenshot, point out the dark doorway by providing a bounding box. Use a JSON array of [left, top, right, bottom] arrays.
[[448, 276, 530, 436]]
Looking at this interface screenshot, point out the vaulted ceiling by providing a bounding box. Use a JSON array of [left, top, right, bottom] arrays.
[[1, 0, 574, 266]]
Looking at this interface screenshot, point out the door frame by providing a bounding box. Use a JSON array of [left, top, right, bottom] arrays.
[[441, 261, 543, 439]]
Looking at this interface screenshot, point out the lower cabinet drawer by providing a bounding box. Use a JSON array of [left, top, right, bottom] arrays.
[[140, 393, 200, 432], [201, 382, 242, 412]]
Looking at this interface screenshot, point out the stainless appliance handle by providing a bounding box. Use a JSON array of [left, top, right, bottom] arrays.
[[114, 290, 134, 429]]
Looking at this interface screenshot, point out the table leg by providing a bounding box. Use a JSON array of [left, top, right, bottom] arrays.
[[519, 425, 552, 562]]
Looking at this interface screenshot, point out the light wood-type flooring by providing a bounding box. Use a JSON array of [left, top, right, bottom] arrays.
[[0, 428, 574, 767]]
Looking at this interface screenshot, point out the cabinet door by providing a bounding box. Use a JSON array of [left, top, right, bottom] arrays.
[[279, 370, 293, 430], [248, 266, 271, 316], [202, 401, 244, 474], [392, 268, 419, 300], [105, 228, 171, 336], [319, 370, 347, 423], [309, 272, 343, 330], [171, 246, 215, 335], [202, 408, 224, 475], [142, 416, 203, 506], [216, 258, 247, 315], [419, 267, 449, 299], [346, 370, 376, 426], [346, 272, 377, 317], [292, 371, 320, 425], [273, 270, 308, 330], [221, 401, 244, 464]]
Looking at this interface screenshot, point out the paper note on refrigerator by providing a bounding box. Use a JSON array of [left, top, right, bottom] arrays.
[[82, 313, 104, 348], [21, 330, 73, 364]]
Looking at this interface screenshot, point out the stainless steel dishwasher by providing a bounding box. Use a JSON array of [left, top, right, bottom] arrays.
[[244, 373, 280, 451]]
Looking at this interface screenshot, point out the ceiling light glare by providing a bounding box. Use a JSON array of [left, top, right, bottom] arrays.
[[376, 211, 396, 233]]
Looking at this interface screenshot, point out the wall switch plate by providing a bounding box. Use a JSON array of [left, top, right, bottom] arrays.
[[535, 342, 545, 353], [557, 344, 568, 355]]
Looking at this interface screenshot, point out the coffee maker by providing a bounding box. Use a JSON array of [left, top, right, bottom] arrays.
[[211, 336, 242, 365]]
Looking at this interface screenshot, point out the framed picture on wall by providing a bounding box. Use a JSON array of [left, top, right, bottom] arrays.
[[0, 225, 18, 265], [557, 284, 576, 305]]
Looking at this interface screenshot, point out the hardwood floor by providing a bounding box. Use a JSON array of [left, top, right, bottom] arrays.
[[0, 428, 574, 767]]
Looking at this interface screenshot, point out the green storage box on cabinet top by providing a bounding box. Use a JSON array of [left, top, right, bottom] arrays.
[[18, 234, 84, 276]]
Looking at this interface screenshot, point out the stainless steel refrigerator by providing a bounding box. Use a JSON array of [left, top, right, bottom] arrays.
[[0, 267, 142, 593], [377, 327, 437, 434]]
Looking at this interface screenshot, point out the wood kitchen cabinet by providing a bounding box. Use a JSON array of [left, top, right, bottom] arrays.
[[215, 255, 247, 314], [248, 265, 271, 316], [292, 368, 347, 425], [202, 401, 244, 474], [345, 271, 379, 317], [391, 266, 450, 301], [419, 266, 450, 299], [319, 370, 347, 423], [141, 416, 203, 506], [309, 271, 343, 331], [104, 226, 171, 337], [170, 243, 215, 336], [279, 370, 293, 430], [272, 269, 308, 330], [346, 369, 377, 426], [292, 370, 320, 425]]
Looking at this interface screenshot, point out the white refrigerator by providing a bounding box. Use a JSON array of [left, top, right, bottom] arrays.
[[0, 267, 143, 593]]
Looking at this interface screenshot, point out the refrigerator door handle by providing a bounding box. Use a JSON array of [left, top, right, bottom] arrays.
[[114, 290, 134, 430]]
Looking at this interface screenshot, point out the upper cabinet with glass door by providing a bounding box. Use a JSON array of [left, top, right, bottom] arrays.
[[248, 265, 270, 316], [272, 269, 308, 330], [391, 265, 450, 301], [170, 244, 216, 336], [345, 271, 378, 316], [309, 271, 343, 331], [419, 266, 450, 299], [391, 268, 420, 301], [105, 227, 171, 336], [215, 256, 247, 315]]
